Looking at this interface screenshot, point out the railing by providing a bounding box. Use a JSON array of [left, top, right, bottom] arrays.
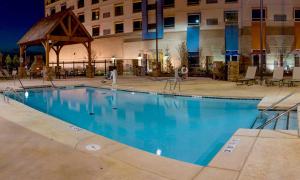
[[49, 80, 56, 88], [163, 78, 181, 93], [3, 87, 24, 103], [259, 91, 296, 117], [251, 91, 298, 129], [256, 103, 300, 130], [17, 78, 26, 90]]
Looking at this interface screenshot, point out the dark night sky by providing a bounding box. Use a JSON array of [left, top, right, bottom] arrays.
[[0, 1, 44, 52]]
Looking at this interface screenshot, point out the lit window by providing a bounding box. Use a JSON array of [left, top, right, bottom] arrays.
[[92, 9, 100, 21], [188, 14, 201, 26]]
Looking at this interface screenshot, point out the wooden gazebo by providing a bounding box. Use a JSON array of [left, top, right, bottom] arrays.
[[18, 9, 94, 79]]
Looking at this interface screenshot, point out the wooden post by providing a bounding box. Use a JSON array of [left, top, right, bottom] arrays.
[[42, 40, 53, 81], [84, 41, 94, 78], [45, 41, 50, 67], [88, 42, 92, 66], [18, 45, 26, 78]]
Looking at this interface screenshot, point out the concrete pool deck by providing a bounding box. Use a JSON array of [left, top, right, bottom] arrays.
[[0, 77, 300, 179]]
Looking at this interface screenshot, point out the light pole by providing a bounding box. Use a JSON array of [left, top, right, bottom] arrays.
[[259, 0, 264, 83]]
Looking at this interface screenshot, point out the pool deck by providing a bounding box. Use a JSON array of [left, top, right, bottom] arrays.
[[1, 77, 300, 180]]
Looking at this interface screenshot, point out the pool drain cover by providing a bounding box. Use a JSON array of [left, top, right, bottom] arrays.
[[85, 144, 101, 151]]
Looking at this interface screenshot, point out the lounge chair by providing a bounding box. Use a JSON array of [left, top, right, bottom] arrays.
[[286, 67, 300, 87], [236, 66, 257, 85], [266, 67, 284, 86], [2, 69, 11, 79]]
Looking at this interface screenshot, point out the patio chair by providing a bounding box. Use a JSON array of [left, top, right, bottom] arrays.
[[2, 69, 12, 79], [265, 67, 284, 86], [236, 66, 257, 85], [286, 67, 300, 87]]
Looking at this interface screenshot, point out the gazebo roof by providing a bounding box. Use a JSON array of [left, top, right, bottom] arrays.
[[18, 9, 93, 46]]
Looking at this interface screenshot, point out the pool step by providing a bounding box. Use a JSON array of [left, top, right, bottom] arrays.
[[252, 111, 298, 130]]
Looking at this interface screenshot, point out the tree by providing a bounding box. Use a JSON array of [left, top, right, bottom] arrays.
[[5, 55, 12, 70], [166, 57, 174, 74], [177, 41, 189, 67], [13, 55, 20, 68]]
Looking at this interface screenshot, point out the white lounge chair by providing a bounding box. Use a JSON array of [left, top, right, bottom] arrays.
[[237, 66, 257, 85], [266, 67, 284, 86], [287, 67, 300, 86]]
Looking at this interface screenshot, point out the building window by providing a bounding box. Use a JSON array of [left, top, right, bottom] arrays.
[[115, 23, 124, 33], [187, 0, 200, 6], [115, 4, 124, 16], [295, 9, 300, 21], [92, 9, 100, 21], [164, 17, 175, 28], [225, 0, 238, 3], [188, 14, 201, 26], [274, 14, 287, 21], [50, 7, 56, 15], [206, 0, 217, 4], [103, 29, 111, 35], [147, 4, 156, 10], [77, 0, 84, 8], [133, 1, 142, 13], [61, 3, 67, 11], [78, 14, 85, 23], [103, 12, 110, 18], [224, 11, 238, 23], [92, 27, 100, 36], [148, 23, 156, 30], [252, 9, 266, 21], [92, 0, 99, 4], [206, 18, 218, 25], [133, 20, 142, 31], [164, 0, 175, 8]]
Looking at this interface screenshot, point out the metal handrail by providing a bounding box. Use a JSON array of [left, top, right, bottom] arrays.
[[260, 91, 297, 116], [163, 78, 181, 92], [256, 103, 300, 129], [17, 78, 26, 90], [3, 87, 24, 103], [49, 80, 56, 88]]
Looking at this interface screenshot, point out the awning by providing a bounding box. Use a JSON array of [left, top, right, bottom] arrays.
[[187, 26, 200, 53], [251, 22, 266, 50], [295, 22, 300, 50], [225, 25, 239, 51]]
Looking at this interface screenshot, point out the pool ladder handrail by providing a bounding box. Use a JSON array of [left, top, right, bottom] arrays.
[[49, 79, 56, 88], [163, 78, 181, 93], [17, 78, 26, 90], [251, 91, 299, 129], [259, 91, 297, 117], [256, 102, 300, 131], [3, 87, 24, 103]]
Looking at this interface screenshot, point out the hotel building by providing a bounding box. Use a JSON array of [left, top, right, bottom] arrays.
[[44, 0, 300, 74]]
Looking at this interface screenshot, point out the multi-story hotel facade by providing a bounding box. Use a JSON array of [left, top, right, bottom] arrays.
[[44, 0, 300, 74]]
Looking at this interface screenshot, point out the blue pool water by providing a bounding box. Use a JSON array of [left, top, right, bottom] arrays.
[[13, 87, 259, 166]]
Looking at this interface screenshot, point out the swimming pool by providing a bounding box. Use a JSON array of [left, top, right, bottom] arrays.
[[13, 87, 259, 166]]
